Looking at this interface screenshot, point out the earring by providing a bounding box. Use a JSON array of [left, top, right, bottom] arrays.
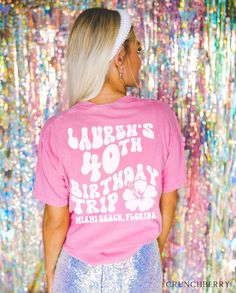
[[119, 65, 124, 80]]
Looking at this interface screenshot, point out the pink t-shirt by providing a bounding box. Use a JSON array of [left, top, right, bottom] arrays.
[[32, 94, 186, 265]]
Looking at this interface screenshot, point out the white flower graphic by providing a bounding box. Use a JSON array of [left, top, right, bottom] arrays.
[[122, 179, 157, 212]]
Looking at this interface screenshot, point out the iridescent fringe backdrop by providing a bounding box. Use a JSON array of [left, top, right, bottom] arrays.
[[0, 0, 235, 292]]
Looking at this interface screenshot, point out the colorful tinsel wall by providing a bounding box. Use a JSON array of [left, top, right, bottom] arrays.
[[0, 0, 235, 292]]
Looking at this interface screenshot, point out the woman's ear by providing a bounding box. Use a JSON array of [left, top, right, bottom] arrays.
[[114, 46, 126, 68]]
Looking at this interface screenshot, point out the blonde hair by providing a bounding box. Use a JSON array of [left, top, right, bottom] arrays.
[[64, 7, 136, 108]]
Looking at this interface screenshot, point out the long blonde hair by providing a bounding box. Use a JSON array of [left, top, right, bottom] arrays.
[[65, 7, 136, 108]]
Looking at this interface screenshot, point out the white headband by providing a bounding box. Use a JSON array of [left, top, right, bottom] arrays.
[[109, 9, 132, 61]]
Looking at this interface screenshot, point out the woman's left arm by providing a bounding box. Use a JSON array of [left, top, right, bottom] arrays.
[[157, 190, 178, 256], [43, 204, 70, 292]]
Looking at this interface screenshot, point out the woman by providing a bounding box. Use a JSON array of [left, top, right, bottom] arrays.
[[32, 7, 185, 293]]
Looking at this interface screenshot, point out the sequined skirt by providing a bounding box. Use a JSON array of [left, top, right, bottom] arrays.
[[52, 239, 163, 293]]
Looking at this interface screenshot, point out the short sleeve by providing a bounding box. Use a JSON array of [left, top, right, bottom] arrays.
[[32, 123, 69, 207], [162, 108, 186, 193]]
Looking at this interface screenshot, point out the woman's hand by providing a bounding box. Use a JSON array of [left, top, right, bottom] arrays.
[[46, 272, 54, 293], [158, 243, 164, 255], [157, 242, 164, 264]]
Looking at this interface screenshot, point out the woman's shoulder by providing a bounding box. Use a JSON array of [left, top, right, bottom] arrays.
[[140, 96, 172, 108], [139, 97, 175, 117], [38, 109, 67, 138], [40, 105, 75, 133]]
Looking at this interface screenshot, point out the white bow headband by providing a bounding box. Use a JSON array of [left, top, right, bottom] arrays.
[[109, 9, 132, 61]]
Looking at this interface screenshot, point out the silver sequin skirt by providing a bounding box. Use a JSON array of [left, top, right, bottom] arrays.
[[52, 239, 163, 293]]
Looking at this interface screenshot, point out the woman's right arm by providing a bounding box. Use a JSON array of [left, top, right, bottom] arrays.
[[157, 190, 178, 256], [43, 204, 70, 293]]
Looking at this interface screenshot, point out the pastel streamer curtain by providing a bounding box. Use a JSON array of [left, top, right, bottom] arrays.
[[0, 0, 235, 292]]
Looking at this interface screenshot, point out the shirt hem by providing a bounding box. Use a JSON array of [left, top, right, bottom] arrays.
[[62, 237, 160, 265]]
